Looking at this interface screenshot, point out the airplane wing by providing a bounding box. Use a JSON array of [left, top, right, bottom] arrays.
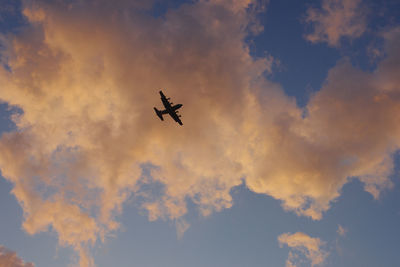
[[169, 110, 183, 125], [158, 90, 183, 125], [159, 91, 171, 108]]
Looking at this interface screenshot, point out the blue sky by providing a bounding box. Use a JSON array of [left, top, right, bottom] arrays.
[[0, 0, 400, 266]]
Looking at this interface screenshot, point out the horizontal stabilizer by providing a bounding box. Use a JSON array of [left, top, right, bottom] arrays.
[[154, 107, 164, 121]]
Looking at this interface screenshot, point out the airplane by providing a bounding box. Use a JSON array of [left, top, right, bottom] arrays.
[[154, 90, 183, 125]]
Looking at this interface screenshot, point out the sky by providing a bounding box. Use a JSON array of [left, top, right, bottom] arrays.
[[0, 0, 399, 266]]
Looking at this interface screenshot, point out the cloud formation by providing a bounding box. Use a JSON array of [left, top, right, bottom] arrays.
[[0, 0, 399, 266], [304, 0, 368, 46], [0, 246, 34, 267], [0, 0, 269, 265], [278, 232, 328, 267]]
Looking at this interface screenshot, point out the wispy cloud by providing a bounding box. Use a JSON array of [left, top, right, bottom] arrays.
[[304, 0, 368, 46], [0, 0, 399, 266], [337, 224, 347, 237], [278, 232, 328, 267], [0, 246, 34, 267]]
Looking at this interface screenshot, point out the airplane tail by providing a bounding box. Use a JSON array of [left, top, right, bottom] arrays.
[[154, 107, 164, 121]]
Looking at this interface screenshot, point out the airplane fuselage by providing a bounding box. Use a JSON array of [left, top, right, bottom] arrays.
[[166, 103, 182, 112]]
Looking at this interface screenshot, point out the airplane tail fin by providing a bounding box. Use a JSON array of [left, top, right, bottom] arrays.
[[154, 107, 164, 121]]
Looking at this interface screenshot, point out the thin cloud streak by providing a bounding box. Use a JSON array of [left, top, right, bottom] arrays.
[[337, 224, 347, 237]]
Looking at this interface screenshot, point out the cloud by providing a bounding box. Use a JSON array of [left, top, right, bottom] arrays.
[[337, 224, 347, 236], [0, 0, 269, 265], [335, 224, 347, 257], [304, 0, 368, 46], [278, 232, 328, 267], [0, 246, 34, 267], [246, 27, 400, 220], [0, 0, 399, 266]]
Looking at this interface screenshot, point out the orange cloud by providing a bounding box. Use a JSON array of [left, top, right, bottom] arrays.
[[304, 0, 368, 46], [0, 0, 267, 265], [0, 246, 34, 267], [278, 232, 328, 267], [245, 27, 400, 219], [0, 0, 399, 266]]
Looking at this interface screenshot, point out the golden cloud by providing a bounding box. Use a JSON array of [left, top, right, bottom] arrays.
[[278, 232, 328, 267]]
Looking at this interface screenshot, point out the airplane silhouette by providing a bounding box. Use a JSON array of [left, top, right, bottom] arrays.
[[154, 90, 183, 125]]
